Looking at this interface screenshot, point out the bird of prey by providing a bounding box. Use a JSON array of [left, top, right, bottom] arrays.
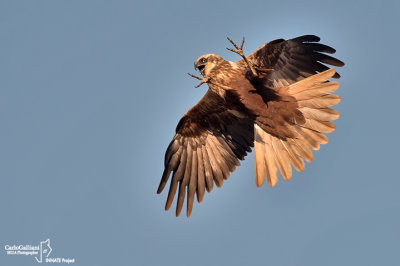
[[157, 35, 344, 217]]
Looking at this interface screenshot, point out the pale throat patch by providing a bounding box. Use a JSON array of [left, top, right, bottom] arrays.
[[204, 63, 216, 76]]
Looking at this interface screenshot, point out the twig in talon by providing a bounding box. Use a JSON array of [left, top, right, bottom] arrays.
[[188, 73, 209, 88], [194, 79, 208, 88], [187, 73, 202, 81]]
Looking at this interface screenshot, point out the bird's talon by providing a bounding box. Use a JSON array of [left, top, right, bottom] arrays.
[[227, 37, 240, 50], [227, 36, 258, 77], [227, 37, 245, 57]]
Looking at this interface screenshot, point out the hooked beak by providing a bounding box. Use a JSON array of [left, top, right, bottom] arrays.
[[194, 62, 206, 73]]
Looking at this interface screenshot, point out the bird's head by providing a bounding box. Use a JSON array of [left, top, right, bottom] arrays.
[[194, 54, 223, 76]]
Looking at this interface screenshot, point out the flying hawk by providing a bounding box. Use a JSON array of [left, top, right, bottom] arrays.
[[157, 35, 344, 217]]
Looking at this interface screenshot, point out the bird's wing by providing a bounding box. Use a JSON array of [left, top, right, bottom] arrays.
[[241, 35, 344, 87], [253, 69, 341, 187], [234, 35, 344, 186], [157, 89, 254, 217]]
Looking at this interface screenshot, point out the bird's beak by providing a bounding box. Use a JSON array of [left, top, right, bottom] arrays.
[[194, 62, 206, 73]]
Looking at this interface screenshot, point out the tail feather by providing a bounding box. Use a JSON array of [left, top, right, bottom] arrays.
[[254, 68, 340, 186]]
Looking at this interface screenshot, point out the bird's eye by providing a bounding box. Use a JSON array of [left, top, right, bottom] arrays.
[[201, 58, 207, 63]]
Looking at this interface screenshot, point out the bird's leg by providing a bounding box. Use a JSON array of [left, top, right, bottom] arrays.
[[226, 37, 258, 77], [187, 73, 210, 88]]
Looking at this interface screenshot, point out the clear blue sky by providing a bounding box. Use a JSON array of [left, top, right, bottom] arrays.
[[1, 0, 399, 265]]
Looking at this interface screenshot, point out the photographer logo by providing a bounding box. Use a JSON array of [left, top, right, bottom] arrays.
[[4, 239, 75, 264]]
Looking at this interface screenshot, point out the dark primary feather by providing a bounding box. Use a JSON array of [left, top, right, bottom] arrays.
[[157, 90, 254, 217], [242, 35, 344, 85]]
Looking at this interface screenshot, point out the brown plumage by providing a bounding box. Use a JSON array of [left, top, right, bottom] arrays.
[[157, 35, 344, 217]]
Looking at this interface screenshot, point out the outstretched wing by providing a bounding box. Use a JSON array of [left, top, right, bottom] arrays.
[[253, 69, 342, 187], [157, 90, 254, 217], [241, 35, 344, 87], [238, 35, 344, 187]]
